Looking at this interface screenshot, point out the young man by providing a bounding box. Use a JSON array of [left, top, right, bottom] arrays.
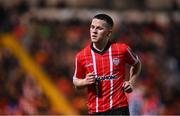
[[73, 14, 141, 115]]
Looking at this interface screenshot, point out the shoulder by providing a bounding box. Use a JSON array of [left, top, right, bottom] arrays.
[[111, 42, 129, 51], [76, 44, 91, 59]]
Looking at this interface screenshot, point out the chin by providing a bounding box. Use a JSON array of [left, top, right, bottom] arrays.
[[91, 39, 98, 43]]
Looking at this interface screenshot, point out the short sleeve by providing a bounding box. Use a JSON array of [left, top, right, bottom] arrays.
[[73, 54, 86, 80], [124, 47, 139, 66]]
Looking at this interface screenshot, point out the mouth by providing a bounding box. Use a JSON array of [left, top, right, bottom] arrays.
[[92, 35, 97, 38]]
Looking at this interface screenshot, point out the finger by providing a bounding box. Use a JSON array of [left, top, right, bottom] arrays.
[[87, 79, 95, 84], [86, 76, 95, 80], [87, 72, 95, 77], [86, 77, 95, 82], [122, 82, 127, 87], [124, 85, 130, 90], [124, 87, 133, 93], [123, 84, 130, 90], [124, 85, 133, 93]]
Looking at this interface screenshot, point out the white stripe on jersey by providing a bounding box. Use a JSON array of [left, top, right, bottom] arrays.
[[73, 58, 78, 80], [109, 46, 113, 109], [91, 50, 98, 112], [127, 47, 138, 65]]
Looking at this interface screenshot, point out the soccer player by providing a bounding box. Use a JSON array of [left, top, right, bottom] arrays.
[[73, 13, 141, 115]]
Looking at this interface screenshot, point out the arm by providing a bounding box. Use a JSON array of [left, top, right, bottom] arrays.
[[123, 60, 141, 93], [73, 72, 96, 89], [129, 59, 141, 86]]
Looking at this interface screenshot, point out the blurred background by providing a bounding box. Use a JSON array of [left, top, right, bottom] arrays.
[[0, 0, 180, 115]]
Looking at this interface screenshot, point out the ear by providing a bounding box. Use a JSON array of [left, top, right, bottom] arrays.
[[108, 30, 112, 37]]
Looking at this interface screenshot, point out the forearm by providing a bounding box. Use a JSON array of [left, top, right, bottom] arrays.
[[129, 61, 141, 86], [73, 72, 95, 89], [73, 78, 87, 89]]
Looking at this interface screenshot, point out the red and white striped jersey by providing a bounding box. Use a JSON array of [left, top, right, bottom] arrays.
[[73, 41, 139, 114]]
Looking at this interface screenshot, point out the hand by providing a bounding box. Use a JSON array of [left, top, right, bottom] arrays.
[[84, 72, 96, 85], [122, 81, 133, 93]]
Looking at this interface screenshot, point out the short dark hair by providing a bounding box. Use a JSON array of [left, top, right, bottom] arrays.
[[93, 14, 114, 29]]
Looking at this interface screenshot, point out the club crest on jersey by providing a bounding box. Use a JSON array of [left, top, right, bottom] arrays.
[[113, 58, 120, 66]]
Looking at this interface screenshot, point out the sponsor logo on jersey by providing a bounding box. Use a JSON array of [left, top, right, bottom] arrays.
[[113, 58, 120, 66], [95, 74, 118, 81]]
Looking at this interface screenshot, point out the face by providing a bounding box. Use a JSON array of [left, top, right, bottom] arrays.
[[90, 18, 112, 44]]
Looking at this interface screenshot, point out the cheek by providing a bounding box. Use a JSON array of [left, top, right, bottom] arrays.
[[99, 31, 108, 37], [90, 29, 93, 34]]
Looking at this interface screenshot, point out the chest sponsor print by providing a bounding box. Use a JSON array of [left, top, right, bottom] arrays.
[[112, 58, 120, 66]]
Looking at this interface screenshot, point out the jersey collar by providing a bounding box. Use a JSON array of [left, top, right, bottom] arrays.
[[91, 41, 112, 55]]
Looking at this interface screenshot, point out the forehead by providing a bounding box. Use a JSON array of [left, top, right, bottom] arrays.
[[91, 18, 108, 27]]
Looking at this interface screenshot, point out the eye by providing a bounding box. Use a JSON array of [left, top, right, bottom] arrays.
[[97, 27, 103, 30], [90, 25, 94, 29]]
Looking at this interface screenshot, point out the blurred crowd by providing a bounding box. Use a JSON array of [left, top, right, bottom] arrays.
[[0, 1, 180, 115]]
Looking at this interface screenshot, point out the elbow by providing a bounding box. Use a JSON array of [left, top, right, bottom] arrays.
[[73, 79, 78, 87], [73, 79, 80, 89], [132, 60, 141, 75], [136, 60, 142, 75]]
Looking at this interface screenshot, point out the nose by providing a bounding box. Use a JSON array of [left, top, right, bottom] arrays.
[[92, 28, 97, 34]]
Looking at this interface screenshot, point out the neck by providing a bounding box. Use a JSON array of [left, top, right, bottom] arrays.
[[93, 40, 108, 51]]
